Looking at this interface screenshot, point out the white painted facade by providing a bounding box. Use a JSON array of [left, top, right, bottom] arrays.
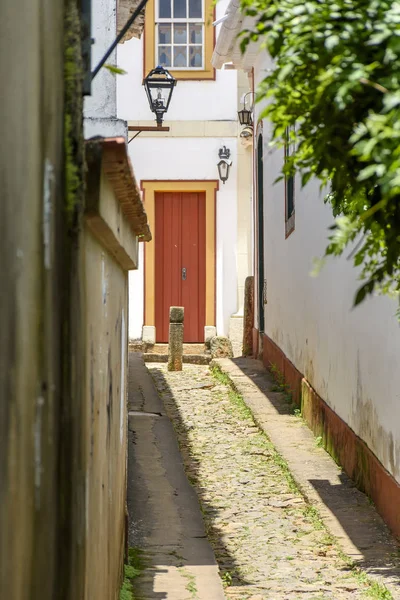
[[213, 8, 400, 484], [117, 0, 253, 341], [254, 60, 400, 482], [84, 0, 128, 139]]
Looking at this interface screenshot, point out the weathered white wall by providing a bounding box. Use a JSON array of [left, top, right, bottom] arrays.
[[127, 136, 238, 338], [254, 53, 400, 483], [235, 70, 254, 313], [117, 0, 237, 122], [82, 227, 128, 600], [85, 0, 117, 118], [129, 244, 144, 339], [84, 0, 128, 140]]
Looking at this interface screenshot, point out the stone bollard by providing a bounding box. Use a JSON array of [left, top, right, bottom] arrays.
[[242, 276, 254, 356], [168, 306, 184, 371]]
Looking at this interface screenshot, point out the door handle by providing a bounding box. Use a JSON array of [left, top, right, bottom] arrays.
[[182, 267, 187, 280]]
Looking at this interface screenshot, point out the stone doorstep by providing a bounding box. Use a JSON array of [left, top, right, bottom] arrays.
[[129, 342, 206, 355], [143, 353, 211, 365], [213, 357, 400, 598]]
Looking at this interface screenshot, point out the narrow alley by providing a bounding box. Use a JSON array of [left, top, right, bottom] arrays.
[[127, 354, 400, 600]]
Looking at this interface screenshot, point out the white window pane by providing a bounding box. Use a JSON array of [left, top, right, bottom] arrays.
[[158, 46, 172, 67], [159, 24, 171, 44], [173, 46, 187, 67], [189, 0, 201, 18], [189, 24, 202, 44], [173, 0, 186, 18], [174, 24, 187, 43], [159, 0, 171, 17], [189, 45, 202, 67]]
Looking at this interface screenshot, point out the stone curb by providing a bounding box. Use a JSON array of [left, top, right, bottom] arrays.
[[212, 357, 400, 598]]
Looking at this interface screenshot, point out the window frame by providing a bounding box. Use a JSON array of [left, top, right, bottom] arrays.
[[155, 0, 205, 71], [144, 0, 215, 80], [284, 126, 295, 238]]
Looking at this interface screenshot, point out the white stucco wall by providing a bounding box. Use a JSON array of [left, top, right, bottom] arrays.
[[116, 0, 237, 122], [128, 244, 144, 339], [84, 0, 128, 139], [127, 136, 238, 339], [254, 53, 400, 483], [84, 0, 118, 118]]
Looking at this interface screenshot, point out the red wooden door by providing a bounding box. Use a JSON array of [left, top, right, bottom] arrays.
[[155, 191, 206, 342]]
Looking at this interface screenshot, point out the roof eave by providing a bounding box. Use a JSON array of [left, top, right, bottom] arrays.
[[86, 137, 152, 242], [211, 0, 243, 69]]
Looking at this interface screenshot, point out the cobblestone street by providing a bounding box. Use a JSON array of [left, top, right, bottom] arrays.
[[147, 361, 399, 600]]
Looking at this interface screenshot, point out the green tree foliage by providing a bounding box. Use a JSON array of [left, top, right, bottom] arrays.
[[241, 0, 400, 306]]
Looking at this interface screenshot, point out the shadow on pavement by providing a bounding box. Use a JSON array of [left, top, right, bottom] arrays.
[[127, 353, 226, 599], [229, 356, 400, 588], [309, 475, 400, 583], [144, 364, 252, 593]]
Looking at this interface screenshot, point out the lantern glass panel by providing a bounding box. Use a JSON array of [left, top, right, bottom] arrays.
[[218, 160, 230, 183], [238, 108, 252, 126]]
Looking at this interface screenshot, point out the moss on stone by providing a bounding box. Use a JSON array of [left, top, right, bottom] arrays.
[[63, 0, 85, 228]]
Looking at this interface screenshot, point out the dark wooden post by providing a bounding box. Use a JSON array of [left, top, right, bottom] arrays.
[[242, 276, 254, 356]]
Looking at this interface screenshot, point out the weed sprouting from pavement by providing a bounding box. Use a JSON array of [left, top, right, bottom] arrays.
[[119, 548, 144, 600], [178, 568, 198, 599]]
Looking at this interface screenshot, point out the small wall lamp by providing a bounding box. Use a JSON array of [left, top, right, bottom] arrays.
[[217, 146, 232, 184], [238, 91, 254, 126]]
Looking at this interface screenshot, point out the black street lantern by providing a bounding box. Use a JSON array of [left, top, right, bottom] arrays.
[[238, 106, 252, 126], [143, 65, 177, 125], [217, 146, 232, 185], [237, 91, 254, 126]]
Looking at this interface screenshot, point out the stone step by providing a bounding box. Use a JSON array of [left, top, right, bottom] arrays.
[[143, 353, 211, 365], [129, 341, 206, 355], [154, 343, 206, 355]]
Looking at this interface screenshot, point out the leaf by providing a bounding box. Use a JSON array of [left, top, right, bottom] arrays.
[[301, 171, 312, 187], [383, 93, 400, 111], [325, 35, 340, 50], [104, 64, 127, 75], [354, 281, 374, 306], [277, 62, 295, 81], [310, 257, 326, 277], [358, 164, 379, 181]]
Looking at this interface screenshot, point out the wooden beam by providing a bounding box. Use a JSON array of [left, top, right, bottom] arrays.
[[128, 125, 170, 132]]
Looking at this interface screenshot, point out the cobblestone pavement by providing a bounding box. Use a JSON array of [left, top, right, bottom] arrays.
[[149, 363, 395, 600]]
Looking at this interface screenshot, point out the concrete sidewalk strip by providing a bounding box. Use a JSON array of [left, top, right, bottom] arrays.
[[214, 357, 400, 596]]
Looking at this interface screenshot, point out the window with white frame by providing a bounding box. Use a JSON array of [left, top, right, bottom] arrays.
[[156, 0, 204, 69]]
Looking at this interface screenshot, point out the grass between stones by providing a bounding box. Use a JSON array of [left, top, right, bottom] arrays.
[[211, 365, 299, 495], [119, 548, 144, 600], [210, 364, 393, 600]]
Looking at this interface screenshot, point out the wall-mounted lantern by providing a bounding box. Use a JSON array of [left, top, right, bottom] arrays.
[[143, 65, 177, 126], [238, 91, 254, 126], [217, 146, 232, 184]]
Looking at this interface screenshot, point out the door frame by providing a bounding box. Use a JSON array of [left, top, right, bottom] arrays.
[[256, 133, 265, 333], [141, 180, 219, 335]]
